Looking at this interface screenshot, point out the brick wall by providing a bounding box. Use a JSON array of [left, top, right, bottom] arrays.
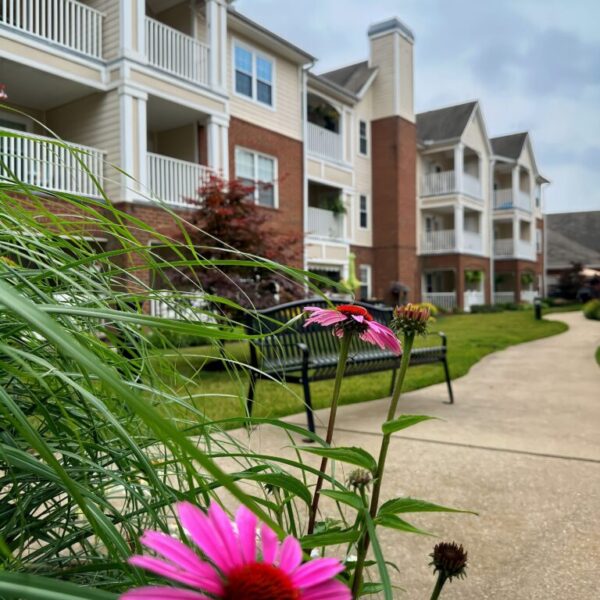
[[228, 117, 304, 267], [371, 115, 419, 305]]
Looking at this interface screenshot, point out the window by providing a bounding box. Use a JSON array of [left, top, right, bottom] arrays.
[[359, 120, 368, 155], [359, 265, 371, 300], [359, 195, 368, 229], [234, 42, 274, 107], [536, 228, 542, 254], [235, 147, 277, 208]]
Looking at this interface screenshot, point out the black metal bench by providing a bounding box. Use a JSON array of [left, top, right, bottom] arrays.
[[245, 298, 454, 433]]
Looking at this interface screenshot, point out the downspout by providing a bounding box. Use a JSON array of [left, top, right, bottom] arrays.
[[301, 62, 315, 279], [489, 158, 495, 304]]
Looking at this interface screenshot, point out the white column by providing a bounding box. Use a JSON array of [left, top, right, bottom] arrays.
[[511, 165, 519, 207], [454, 203, 464, 252], [454, 143, 464, 193], [120, 0, 145, 61], [512, 216, 519, 256], [207, 114, 230, 178], [207, 0, 227, 91], [119, 85, 148, 201], [220, 121, 229, 180]]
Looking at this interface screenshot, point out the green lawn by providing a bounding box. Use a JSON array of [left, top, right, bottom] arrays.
[[154, 310, 568, 423], [595, 346, 600, 367]]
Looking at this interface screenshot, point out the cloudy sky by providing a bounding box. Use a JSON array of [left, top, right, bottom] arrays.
[[236, 0, 600, 214]]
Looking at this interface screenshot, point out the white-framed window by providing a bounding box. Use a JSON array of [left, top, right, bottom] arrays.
[[233, 41, 274, 107], [359, 264, 372, 300], [0, 110, 32, 132], [235, 147, 278, 208], [536, 228, 542, 254], [359, 120, 368, 156], [359, 194, 369, 229]]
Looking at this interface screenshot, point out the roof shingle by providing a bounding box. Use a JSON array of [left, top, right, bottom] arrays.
[[416, 101, 477, 144], [490, 133, 528, 159], [319, 61, 378, 96]]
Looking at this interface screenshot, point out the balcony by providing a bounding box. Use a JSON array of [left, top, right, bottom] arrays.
[[464, 290, 484, 312], [493, 188, 531, 211], [306, 206, 344, 240], [420, 171, 482, 199], [147, 153, 212, 208], [145, 17, 210, 86], [307, 123, 342, 162], [421, 229, 455, 253], [0, 127, 104, 197], [421, 229, 483, 255], [493, 238, 535, 260], [423, 292, 457, 312], [494, 292, 515, 304], [0, 0, 103, 59]]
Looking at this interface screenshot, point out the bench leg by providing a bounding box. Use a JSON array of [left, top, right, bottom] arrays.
[[442, 358, 454, 404], [301, 374, 316, 436], [389, 368, 397, 395]]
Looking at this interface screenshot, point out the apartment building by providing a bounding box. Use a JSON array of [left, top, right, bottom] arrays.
[[0, 1, 547, 309]]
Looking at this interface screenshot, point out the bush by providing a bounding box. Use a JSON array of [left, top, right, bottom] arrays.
[[147, 328, 212, 348], [470, 304, 504, 313], [583, 299, 600, 320]]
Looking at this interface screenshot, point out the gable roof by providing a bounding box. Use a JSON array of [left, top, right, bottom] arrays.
[[319, 61, 378, 96], [416, 101, 477, 144], [490, 132, 528, 159], [546, 211, 600, 267]]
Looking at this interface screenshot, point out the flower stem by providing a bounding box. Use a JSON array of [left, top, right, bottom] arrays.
[[307, 333, 352, 535], [351, 332, 415, 597], [429, 573, 447, 600]]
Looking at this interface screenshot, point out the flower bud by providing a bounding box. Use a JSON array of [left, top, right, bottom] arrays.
[[429, 541, 468, 581]]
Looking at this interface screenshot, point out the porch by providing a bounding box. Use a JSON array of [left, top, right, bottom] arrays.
[[306, 93, 343, 162], [493, 162, 532, 212], [422, 266, 487, 312], [493, 218, 535, 260], [421, 205, 484, 255], [493, 269, 538, 304], [306, 181, 346, 241], [420, 144, 483, 199]]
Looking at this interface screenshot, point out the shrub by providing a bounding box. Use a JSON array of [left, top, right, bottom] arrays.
[[583, 299, 600, 320], [470, 304, 503, 313]]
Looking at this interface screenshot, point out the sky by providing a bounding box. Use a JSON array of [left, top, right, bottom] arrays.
[[235, 0, 600, 214]]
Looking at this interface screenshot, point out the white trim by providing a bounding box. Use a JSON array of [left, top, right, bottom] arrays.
[[234, 145, 279, 209], [231, 37, 276, 111]]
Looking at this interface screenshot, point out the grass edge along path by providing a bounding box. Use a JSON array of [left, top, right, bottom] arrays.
[[155, 311, 568, 424]]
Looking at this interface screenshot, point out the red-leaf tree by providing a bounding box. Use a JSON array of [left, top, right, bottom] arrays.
[[164, 174, 303, 312]]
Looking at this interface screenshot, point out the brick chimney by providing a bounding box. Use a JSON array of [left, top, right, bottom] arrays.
[[368, 18, 419, 305]]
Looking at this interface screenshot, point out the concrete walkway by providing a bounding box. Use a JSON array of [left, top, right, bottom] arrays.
[[247, 312, 600, 599]]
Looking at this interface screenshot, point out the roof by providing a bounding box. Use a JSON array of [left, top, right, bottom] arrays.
[[227, 8, 315, 65], [490, 133, 528, 159], [546, 211, 600, 270], [416, 101, 477, 144], [319, 61, 378, 96]]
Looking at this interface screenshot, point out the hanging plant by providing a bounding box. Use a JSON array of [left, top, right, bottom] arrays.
[[465, 270, 482, 284], [521, 272, 535, 286], [324, 193, 346, 215]]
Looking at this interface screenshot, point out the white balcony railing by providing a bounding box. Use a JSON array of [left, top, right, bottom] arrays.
[[145, 17, 209, 85], [494, 238, 514, 257], [521, 290, 537, 304], [420, 170, 483, 199], [516, 239, 534, 259], [463, 172, 482, 198], [147, 153, 212, 208], [494, 188, 531, 212], [494, 292, 515, 304], [0, 127, 104, 196], [306, 123, 342, 162], [307, 206, 344, 240], [421, 229, 455, 253], [423, 292, 457, 312], [0, 0, 103, 58], [463, 231, 483, 253], [149, 291, 215, 322], [464, 290, 485, 312], [420, 171, 455, 196]]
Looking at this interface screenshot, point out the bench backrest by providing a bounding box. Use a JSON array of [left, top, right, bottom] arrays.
[[245, 298, 395, 367]]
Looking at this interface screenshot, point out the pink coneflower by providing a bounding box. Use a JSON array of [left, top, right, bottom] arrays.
[[121, 501, 350, 600], [304, 304, 401, 355]]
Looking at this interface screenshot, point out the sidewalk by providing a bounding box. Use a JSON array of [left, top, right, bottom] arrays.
[[246, 312, 600, 599]]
